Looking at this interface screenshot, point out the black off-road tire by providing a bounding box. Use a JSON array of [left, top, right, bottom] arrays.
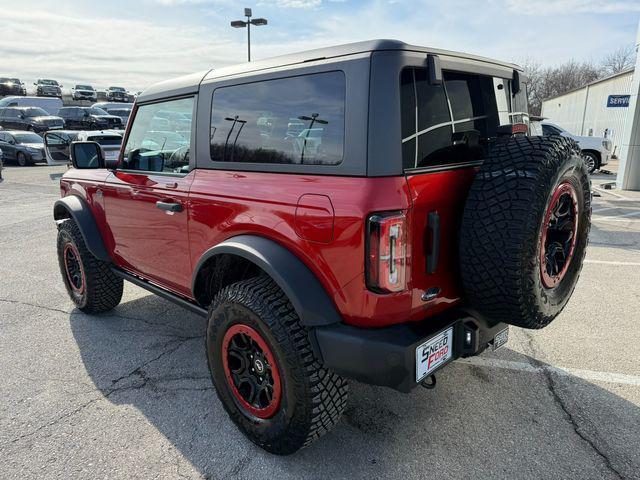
[[57, 219, 123, 313], [207, 275, 348, 455], [460, 135, 591, 329]]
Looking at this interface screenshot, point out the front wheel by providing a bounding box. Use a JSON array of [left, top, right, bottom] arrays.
[[206, 276, 348, 455], [57, 219, 123, 313], [582, 151, 598, 174], [16, 152, 29, 166]]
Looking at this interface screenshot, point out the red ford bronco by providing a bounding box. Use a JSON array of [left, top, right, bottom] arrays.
[[50, 40, 591, 455]]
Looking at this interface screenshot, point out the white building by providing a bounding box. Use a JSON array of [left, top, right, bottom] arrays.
[[542, 68, 634, 157]]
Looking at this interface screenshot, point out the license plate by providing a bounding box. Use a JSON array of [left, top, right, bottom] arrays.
[[416, 327, 453, 382], [492, 327, 509, 351]]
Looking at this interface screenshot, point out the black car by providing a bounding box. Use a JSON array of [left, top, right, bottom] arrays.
[[0, 78, 27, 97], [103, 107, 131, 127], [35, 79, 62, 98], [58, 106, 123, 130], [0, 130, 46, 166], [106, 86, 128, 102], [0, 107, 64, 133]]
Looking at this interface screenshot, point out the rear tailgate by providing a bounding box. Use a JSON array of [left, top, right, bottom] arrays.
[[405, 167, 478, 316]]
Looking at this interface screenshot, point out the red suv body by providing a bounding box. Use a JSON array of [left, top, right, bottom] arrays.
[[52, 40, 590, 454]]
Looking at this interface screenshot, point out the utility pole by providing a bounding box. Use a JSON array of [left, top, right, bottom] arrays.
[[231, 8, 268, 62]]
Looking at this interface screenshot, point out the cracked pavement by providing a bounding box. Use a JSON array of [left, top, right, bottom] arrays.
[[0, 165, 639, 479]]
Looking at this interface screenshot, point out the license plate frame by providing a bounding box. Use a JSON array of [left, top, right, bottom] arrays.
[[415, 326, 454, 383]]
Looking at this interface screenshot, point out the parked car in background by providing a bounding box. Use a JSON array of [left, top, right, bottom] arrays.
[[0, 78, 27, 97], [58, 107, 123, 130], [35, 79, 62, 98], [530, 117, 611, 173], [0, 107, 64, 133], [71, 84, 97, 102], [44, 129, 122, 166], [0, 96, 63, 115], [0, 130, 46, 166], [102, 106, 131, 127], [106, 86, 128, 102]]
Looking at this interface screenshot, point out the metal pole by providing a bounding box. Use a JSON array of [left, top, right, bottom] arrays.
[[247, 19, 251, 62], [616, 19, 640, 190]]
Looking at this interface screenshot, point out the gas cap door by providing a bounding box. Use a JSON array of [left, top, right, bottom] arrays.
[[294, 194, 335, 244]]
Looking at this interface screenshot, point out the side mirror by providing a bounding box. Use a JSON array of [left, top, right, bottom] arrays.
[[70, 142, 105, 169]]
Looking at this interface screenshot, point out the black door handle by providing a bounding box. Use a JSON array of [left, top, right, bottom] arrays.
[[156, 200, 182, 212], [427, 211, 440, 274]]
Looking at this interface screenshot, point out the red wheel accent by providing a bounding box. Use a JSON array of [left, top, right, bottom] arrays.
[[221, 324, 282, 419], [540, 181, 579, 289], [63, 243, 85, 294]]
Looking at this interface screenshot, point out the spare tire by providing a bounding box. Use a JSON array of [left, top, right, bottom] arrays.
[[459, 135, 591, 329]]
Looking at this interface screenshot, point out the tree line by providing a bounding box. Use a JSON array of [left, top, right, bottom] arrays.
[[520, 44, 636, 115]]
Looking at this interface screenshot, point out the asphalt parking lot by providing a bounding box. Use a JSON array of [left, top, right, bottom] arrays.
[[0, 164, 639, 480]]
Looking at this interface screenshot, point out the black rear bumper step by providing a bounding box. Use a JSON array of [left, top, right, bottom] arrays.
[[112, 268, 208, 318], [313, 311, 506, 393]]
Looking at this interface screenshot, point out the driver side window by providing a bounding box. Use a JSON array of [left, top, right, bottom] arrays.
[[121, 97, 194, 174]]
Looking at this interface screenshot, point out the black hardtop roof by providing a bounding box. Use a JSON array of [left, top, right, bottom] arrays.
[[139, 39, 522, 102]]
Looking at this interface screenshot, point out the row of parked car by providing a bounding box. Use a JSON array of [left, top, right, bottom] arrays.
[[0, 77, 135, 102], [0, 128, 124, 167]]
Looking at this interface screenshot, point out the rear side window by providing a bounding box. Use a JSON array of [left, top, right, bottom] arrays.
[[401, 68, 526, 170], [209, 71, 345, 166]]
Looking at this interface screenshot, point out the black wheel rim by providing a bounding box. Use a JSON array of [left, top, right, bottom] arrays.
[[540, 181, 579, 288], [221, 324, 281, 419], [63, 243, 85, 294]]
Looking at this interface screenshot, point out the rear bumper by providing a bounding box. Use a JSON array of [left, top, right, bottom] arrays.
[[313, 311, 507, 393]]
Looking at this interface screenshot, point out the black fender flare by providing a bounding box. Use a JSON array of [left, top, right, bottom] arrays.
[[53, 195, 111, 262], [192, 235, 342, 327]]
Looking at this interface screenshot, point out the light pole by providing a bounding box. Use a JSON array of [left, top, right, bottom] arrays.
[[231, 8, 268, 62]]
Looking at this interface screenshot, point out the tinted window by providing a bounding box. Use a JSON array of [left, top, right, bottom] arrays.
[[24, 107, 49, 117], [542, 124, 562, 136], [14, 133, 43, 143], [121, 97, 193, 174], [209, 71, 345, 166], [401, 68, 507, 170]]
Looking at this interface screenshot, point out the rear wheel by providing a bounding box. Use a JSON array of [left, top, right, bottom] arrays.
[[460, 135, 591, 329], [206, 275, 348, 455], [57, 219, 123, 313]]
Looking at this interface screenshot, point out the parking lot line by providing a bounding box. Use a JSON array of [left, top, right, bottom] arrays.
[[456, 357, 640, 386], [593, 210, 640, 222], [584, 259, 640, 266]]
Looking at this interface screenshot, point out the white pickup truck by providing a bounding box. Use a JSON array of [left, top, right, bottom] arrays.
[[530, 118, 612, 173]]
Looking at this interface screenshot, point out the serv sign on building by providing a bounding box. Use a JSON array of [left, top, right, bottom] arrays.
[[542, 68, 634, 155], [607, 95, 631, 108]]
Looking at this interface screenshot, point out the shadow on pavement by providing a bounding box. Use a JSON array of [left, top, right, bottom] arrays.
[[70, 294, 639, 479]]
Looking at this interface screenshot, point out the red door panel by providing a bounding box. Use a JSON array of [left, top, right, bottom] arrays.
[[102, 170, 195, 296]]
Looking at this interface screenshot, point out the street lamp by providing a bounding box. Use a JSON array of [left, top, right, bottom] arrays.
[[231, 8, 268, 62]]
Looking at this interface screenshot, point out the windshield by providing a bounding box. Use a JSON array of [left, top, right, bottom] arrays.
[[40, 80, 59, 86], [110, 87, 126, 92], [76, 85, 94, 90], [14, 133, 43, 143], [10, 78, 21, 84], [24, 107, 49, 117], [108, 109, 130, 116], [88, 107, 108, 115], [0, 78, 9, 83]]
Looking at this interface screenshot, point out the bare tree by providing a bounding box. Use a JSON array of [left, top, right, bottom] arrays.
[[600, 44, 636, 76]]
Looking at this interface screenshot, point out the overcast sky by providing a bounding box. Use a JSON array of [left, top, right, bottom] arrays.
[[1, 0, 638, 92]]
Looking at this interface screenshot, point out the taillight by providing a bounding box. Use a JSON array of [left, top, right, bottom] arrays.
[[366, 211, 407, 293]]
